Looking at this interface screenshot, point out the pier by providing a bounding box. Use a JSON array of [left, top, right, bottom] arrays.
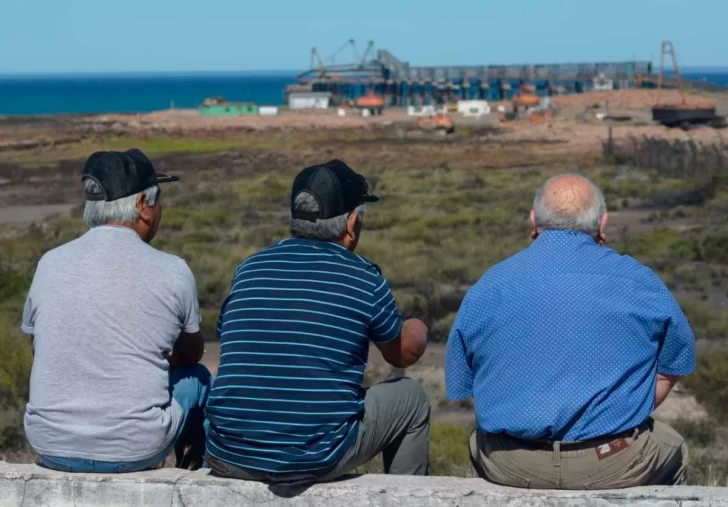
[[287, 41, 654, 106]]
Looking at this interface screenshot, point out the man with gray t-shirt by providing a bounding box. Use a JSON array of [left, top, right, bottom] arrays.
[[21, 149, 212, 473]]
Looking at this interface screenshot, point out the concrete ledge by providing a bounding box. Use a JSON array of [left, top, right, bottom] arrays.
[[1, 462, 727, 506]]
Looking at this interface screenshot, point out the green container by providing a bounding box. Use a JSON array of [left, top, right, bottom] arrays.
[[199, 103, 259, 116]]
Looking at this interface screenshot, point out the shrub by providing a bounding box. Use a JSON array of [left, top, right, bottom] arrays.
[[429, 422, 475, 477], [671, 418, 728, 486], [683, 347, 728, 425], [0, 253, 34, 455], [0, 318, 32, 454], [699, 231, 728, 264]]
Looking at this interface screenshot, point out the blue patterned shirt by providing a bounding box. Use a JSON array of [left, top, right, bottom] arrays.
[[445, 230, 696, 441], [206, 238, 402, 475]]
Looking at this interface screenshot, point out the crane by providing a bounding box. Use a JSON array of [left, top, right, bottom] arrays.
[[652, 41, 719, 129], [655, 41, 685, 106]]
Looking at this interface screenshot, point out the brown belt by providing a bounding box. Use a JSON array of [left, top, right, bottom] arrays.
[[504, 423, 647, 452]]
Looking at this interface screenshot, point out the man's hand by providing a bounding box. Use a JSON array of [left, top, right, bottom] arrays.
[[375, 318, 428, 369], [168, 331, 204, 368], [655, 373, 680, 409]]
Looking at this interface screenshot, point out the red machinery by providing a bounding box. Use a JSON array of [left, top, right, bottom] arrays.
[[356, 89, 385, 115]]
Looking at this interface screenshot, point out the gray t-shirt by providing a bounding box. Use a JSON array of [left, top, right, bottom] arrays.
[[21, 225, 201, 461]]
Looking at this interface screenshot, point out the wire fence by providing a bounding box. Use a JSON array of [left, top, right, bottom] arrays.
[[602, 128, 728, 179]]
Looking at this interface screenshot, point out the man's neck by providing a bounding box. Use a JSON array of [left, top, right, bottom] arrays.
[[536, 229, 597, 242], [102, 222, 145, 241], [293, 236, 354, 252], [335, 239, 354, 252]]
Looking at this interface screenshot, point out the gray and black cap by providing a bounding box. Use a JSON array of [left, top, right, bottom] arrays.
[[291, 159, 379, 222], [81, 148, 179, 202]]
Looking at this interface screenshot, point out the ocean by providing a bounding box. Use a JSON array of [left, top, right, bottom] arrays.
[[0, 70, 725, 116], [0, 73, 297, 116], [682, 70, 728, 87]]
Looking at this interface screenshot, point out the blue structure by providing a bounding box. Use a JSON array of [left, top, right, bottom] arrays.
[[290, 44, 653, 107]]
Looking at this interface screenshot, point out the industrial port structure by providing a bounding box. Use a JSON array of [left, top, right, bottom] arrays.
[[286, 40, 654, 107]]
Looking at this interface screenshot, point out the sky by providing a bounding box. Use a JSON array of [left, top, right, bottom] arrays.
[[0, 0, 726, 74]]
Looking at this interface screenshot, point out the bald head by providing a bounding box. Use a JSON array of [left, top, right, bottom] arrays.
[[532, 174, 607, 235]]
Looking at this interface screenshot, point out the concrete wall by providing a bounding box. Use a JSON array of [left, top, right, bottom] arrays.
[[1, 462, 726, 507]]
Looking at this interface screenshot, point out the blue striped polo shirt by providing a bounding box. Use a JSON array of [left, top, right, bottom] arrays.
[[205, 237, 403, 476]]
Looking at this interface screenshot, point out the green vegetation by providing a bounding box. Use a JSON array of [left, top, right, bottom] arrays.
[[429, 422, 476, 477], [0, 238, 41, 458], [104, 137, 244, 155], [671, 418, 728, 487], [0, 320, 32, 458], [354, 422, 475, 477], [684, 348, 728, 425]]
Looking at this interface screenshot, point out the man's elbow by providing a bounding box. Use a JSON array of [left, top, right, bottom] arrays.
[[446, 390, 472, 403], [381, 341, 425, 369], [657, 373, 681, 385], [399, 319, 428, 367], [171, 332, 205, 366], [398, 348, 425, 369], [188, 345, 205, 365], [385, 354, 415, 369], [171, 349, 203, 367]]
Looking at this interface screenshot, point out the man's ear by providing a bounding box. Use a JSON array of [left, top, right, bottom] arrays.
[[529, 209, 538, 240], [137, 193, 152, 224], [597, 212, 609, 244], [346, 211, 359, 239]]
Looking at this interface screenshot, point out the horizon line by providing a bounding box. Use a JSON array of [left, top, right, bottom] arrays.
[[2, 65, 728, 79], [0, 70, 303, 79]]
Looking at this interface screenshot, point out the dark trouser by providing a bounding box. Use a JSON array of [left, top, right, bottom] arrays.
[[207, 377, 431, 483], [470, 418, 688, 489]]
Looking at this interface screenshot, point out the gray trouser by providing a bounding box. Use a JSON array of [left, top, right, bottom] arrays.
[[321, 376, 431, 479], [207, 377, 431, 482], [470, 418, 688, 489]]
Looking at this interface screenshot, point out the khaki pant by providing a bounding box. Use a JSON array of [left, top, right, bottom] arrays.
[[470, 418, 688, 489]]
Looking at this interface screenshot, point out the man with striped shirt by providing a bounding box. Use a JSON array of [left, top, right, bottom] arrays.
[[205, 160, 430, 486]]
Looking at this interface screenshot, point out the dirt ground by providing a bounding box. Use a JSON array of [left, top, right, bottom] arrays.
[[1, 88, 725, 154], [1, 88, 725, 228], [0, 204, 74, 225]]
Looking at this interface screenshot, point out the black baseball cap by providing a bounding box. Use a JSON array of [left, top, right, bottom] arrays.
[[291, 160, 379, 222], [81, 148, 179, 202]]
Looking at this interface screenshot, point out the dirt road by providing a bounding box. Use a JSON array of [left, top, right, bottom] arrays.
[[0, 204, 74, 225]]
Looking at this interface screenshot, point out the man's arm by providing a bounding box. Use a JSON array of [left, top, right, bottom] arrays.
[[168, 331, 204, 367], [21, 274, 38, 337], [375, 318, 428, 369], [369, 273, 428, 368], [655, 373, 679, 409], [646, 269, 696, 409], [170, 260, 204, 367], [444, 304, 474, 401]]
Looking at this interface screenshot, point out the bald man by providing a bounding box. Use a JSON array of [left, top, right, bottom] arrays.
[[445, 174, 695, 489]]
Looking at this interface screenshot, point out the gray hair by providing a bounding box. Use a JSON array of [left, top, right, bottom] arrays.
[[290, 192, 365, 241], [82, 179, 159, 227], [532, 174, 606, 234]]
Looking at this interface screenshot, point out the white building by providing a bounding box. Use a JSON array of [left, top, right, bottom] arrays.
[[593, 74, 614, 91], [258, 106, 279, 116], [288, 92, 332, 110], [457, 100, 491, 117]]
